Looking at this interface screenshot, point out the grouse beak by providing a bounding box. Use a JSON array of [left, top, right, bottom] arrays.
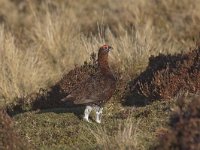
[[108, 46, 113, 51]]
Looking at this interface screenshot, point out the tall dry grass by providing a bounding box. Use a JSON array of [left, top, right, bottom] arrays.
[[0, 26, 54, 107], [0, 0, 200, 107]]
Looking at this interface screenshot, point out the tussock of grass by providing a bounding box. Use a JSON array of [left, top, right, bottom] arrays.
[[86, 118, 141, 150], [0, 27, 51, 107]]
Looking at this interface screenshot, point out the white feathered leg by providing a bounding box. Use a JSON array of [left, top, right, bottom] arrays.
[[95, 106, 103, 123], [83, 106, 93, 122]]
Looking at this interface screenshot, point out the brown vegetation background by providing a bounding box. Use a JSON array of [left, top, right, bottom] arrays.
[[0, 0, 200, 107]]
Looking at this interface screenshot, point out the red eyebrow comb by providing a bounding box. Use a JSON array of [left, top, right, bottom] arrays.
[[102, 45, 109, 49]]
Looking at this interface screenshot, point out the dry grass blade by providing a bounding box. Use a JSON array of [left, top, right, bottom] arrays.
[[84, 118, 142, 150]]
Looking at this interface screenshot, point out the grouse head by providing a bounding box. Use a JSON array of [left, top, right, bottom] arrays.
[[98, 45, 112, 62], [97, 44, 114, 77], [98, 45, 113, 55]]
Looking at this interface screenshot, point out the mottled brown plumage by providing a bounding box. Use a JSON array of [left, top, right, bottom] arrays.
[[68, 45, 116, 106]]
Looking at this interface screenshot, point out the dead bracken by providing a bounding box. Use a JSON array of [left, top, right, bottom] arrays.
[[128, 46, 200, 101]]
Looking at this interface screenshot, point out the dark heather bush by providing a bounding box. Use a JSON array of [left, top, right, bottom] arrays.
[[155, 94, 200, 150], [129, 46, 200, 101], [0, 109, 28, 150]]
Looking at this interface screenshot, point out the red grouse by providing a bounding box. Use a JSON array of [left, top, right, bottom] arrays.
[[63, 45, 116, 123]]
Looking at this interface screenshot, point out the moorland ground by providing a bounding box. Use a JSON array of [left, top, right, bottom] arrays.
[[0, 0, 200, 149]]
